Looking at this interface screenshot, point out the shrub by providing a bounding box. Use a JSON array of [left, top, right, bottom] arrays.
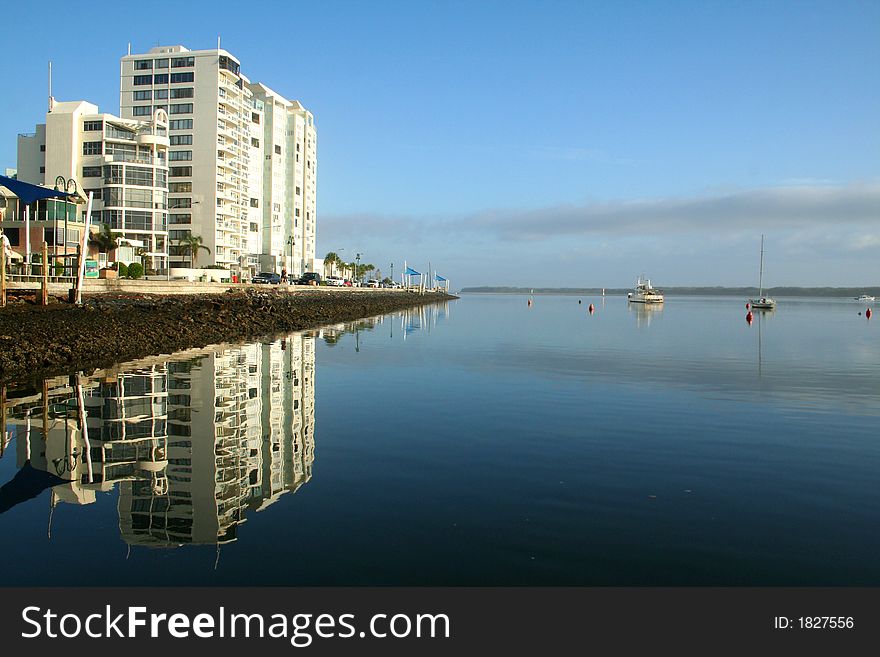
[[127, 262, 144, 279], [117, 262, 128, 278]]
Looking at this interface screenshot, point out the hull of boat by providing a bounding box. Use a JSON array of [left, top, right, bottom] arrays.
[[749, 300, 776, 309], [628, 295, 664, 304]]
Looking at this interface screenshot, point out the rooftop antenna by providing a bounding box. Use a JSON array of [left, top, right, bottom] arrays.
[[48, 61, 54, 112], [218, 35, 221, 50], [127, 42, 131, 56]]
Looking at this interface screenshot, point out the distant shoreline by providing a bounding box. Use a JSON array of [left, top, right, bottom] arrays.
[[460, 286, 880, 297]]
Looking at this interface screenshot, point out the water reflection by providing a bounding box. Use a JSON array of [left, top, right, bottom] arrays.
[[0, 333, 317, 548], [628, 301, 663, 328]]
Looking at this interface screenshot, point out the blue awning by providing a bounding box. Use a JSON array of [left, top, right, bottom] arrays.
[[404, 267, 421, 276], [435, 274, 447, 282], [0, 175, 80, 206]]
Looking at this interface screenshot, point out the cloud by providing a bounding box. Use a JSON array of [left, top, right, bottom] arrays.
[[320, 180, 880, 245]]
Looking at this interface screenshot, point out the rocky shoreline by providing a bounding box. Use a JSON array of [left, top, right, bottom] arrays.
[[0, 289, 456, 385]]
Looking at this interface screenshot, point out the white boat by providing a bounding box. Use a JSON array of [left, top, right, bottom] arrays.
[[748, 236, 776, 310], [627, 276, 664, 304], [855, 294, 875, 302]]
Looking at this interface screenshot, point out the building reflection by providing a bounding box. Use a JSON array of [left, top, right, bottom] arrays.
[[0, 334, 315, 548]]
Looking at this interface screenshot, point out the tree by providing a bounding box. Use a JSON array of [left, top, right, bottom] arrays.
[[176, 234, 211, 268], [88, 223, 119, 254], [323, 251, 341, 277]]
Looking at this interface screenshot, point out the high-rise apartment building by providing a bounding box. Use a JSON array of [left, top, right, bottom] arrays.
[[249, 84, 318, 276], [13, 100, 170, 270], [119, 45, 316, 277]]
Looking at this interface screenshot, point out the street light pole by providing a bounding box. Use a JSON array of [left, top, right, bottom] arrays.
[[390, 262, 394, 286], [54, 176, 78, 277], [356, 252, 361, 286]]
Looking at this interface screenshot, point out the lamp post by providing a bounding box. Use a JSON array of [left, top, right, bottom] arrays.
[[286, 236, 295, 281], [356, 252, 361, 286], [390, 262, 394, 287], [334, 247, 344, 278], [54, 176, 78, 276]]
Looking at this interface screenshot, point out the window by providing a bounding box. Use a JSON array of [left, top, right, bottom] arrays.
[[170, 87, 193, 98], [153, 73, 169, 84], [103, 165, 123, 184], [84, 188, 101, 200], [249, 198, 259, 208], [126, 210, 152, 230], [169, 213, 191, 224], [295, 208, 300, 217], [156, 169, 167, 187], [83, 166, 102, 177], [43, 227, 64, 245], [218, 55, 239, 75], [295, 186, 301, 195], [134, 59, 153, 70], [153, 105, 168, 115], [168, 229, 191, 241], [133, 75, 152, 86], [102, 210, 123, 229], [83, 120, 103, 131], [124, 188, 153, 208], [3, 228, 20, 246], [39, 144, 46, 152], [272, 203, 281, 212], [251, 137, 259, 147], [154, 58, 169, 69], [169, 103, 193, 114], [133, 90, 152, 101], [249, 222, 259, 232], [171, 56, 195, 68], [169, 119, 192, 130], [169, 182, 191, 193], [125, 166, 153, 187], [274, 145, 282, 155], [132, 105, 151, 116], [154, 88, 169, 99], [251, 112, 260, 124], [168, 198, 192, 209], [39, 166, 45, 173], [169, 150, 192, 161], [83, 141, 102, 155], [102, 187, 122, 206], [169, 135, 192, 145], [169, 166, 192, 177], [170, 72, 194, 83]]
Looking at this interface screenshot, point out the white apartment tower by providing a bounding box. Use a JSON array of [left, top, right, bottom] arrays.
[[120, 46, 264, 273], [15, 100, 170, 271], [120, 45, 316, 277], [248, 84, 318, 276]]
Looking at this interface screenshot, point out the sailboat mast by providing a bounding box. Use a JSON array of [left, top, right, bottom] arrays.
[[758, 235, 765, 297]]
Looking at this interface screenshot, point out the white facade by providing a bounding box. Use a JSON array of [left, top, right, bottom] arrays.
[[120, 46, 297, 276], [248, 84, 318, 276], [14, 100, 170, 270]]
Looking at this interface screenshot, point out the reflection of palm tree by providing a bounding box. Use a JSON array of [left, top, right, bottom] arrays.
[[176, 235, 211, 268]]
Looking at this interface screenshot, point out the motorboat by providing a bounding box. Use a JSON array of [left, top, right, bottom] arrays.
[[855, 294, 875, 302], [627, 277, 664, 304]]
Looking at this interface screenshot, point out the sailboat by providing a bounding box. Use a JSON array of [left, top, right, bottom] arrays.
[[748, 236, 776, 310]]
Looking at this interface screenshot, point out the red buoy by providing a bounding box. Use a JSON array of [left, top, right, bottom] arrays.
[[745, 302, 750, 309], [588, 303, 594, 314], [867, 308, 873, 319], [746, 311, 753, 324], [527, 299, 532, 307]]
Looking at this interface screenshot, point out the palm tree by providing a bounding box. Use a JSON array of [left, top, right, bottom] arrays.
[[88, 223, 119, 254], [176, 234, 211, 268], [323, 251, 340, 277]]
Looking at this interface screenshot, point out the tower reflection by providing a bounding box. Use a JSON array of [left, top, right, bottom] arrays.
[[0, 334, 316, 549]]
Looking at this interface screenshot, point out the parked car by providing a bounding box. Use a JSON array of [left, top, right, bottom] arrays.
[[366, 279, 380, 288], [252, 272, 281, 284], [296, 272, 323, 285], [343, 280, 353, 287], [326, 276, 345, 287]]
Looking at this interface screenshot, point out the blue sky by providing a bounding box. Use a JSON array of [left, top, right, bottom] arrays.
[[2, 0, 878, 287]]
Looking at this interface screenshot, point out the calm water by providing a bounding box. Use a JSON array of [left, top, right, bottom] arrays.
[[1, 294, 878, 586]]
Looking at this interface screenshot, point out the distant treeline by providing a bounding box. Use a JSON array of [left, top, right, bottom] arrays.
[[460, 286, 880, 297]]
